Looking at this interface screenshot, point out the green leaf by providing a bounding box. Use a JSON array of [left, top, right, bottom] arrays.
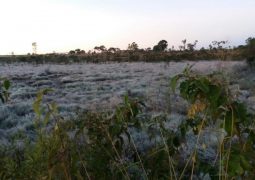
[[228, 155, 244, 176], [240, 155, 251, 170], [207, 85, 222, 110], [124, 94, 129, 106], [195, 78, 209, 93], [235, 165, 244, 175], [43, 112, 51, 125], [33, 88, 53, 117], [224, 111, 235, 135], [170, 75, 180, 93], [3, 80, 10, 90], [179, 81, 189, 99], [33, 95, 43, 116]]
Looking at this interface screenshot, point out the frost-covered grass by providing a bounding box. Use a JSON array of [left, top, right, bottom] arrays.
[[0, 61, 253, 143], [1, 60, 255, 179]]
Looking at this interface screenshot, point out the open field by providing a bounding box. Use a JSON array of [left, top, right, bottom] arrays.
[[1, 0, 255, 177], [0, 61, 254, 143], [1, 60, 255, 178]]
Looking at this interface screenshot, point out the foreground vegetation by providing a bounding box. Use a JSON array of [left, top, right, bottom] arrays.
[[0, 66, 254, 179], [1, 37, 255, 64]]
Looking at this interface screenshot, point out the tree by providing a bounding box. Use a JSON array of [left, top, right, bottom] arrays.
[[153, 45, 160, 51], [69, 50, 75, 55], [108, 47, 117, 53], [212, 41, 228, 49], [145, 47, 151, 51], [245, 37, 255, 66], [99, 45, 107, 52], [94, 46, 100, 52], [208, 44, 213, 50], [246, 37, 255, 48], [179, 46, 184, 51], [158, 40, 168, 51], [153, 40, 168, 52], [127, 42, 139, 51], [75, 49, 81, 54], [182, 39, 187, 50], [94, 45, 107, 53], [187, 40, 198, 51], [200, 47, 206, 51]]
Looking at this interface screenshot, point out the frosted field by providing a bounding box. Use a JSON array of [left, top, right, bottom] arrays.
[[0, 61, 255, 145]]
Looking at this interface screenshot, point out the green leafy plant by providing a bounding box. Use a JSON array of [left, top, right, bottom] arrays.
[[0, 78, 11, 103], [171, 67, 255, 179], [74, 95, 148, 179]]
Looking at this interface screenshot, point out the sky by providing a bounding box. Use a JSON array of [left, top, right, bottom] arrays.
[[0, 0, 254, 55]]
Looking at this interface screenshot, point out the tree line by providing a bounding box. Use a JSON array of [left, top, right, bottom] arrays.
[[68, 38, 254, 55], [1, 37, 254, 64]]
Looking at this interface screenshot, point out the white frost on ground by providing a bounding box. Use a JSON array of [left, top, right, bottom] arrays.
[[0, 61, 253, 145]]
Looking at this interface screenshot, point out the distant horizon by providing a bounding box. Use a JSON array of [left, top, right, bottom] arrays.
[[0, 37, 251, 56], [0, 0, 254, 55]]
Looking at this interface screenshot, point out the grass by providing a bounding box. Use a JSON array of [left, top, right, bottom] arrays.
[[1, 67, 255, 179]]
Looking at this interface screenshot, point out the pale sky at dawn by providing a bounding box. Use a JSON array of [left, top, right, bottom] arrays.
[[0, 0, 254, 54]]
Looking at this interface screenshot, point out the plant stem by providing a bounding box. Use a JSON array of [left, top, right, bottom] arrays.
[[224, 107, 234, 180], [179, 112, 207, 180], [157, 124, 177, 180], [127, 130, 149, 180], [105, 131, 130, 180]]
